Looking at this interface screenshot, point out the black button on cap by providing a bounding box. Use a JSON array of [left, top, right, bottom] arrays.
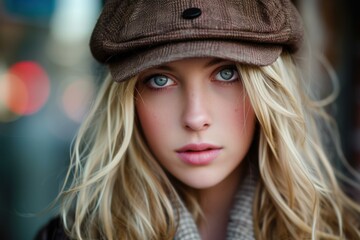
[[182, 7, 202, 19]]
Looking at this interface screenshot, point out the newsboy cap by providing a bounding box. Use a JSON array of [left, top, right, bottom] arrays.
[[90, 0, 303, 82]]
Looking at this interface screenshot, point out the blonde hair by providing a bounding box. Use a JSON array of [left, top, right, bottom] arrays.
[[59, 53, 360, 239], [239, 53, 360, 239]]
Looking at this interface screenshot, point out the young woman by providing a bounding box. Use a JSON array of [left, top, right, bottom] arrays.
[[37, 0, 360, 239]]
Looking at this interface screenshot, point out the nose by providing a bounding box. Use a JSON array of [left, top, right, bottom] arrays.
[[182, 88, 212, 131]]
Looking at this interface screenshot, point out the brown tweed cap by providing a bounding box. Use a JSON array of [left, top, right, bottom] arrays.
[[90, 0, 303, 82]]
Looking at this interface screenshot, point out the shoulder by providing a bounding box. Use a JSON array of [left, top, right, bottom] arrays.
[[34, 217, 69, 240]]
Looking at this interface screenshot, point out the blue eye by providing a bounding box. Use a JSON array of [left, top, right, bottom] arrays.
[[153, 75, 168, 86], [147, 75, 175, 88], [215, 68, 239, 82]]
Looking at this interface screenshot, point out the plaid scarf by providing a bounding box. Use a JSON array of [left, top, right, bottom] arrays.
[[174, 172, 257, 240]]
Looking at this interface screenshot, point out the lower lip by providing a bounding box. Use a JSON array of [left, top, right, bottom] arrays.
[[176, 149, 221, 165]]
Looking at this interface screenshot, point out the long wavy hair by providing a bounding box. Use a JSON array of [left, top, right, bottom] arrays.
[[58, 53, 360, 239]]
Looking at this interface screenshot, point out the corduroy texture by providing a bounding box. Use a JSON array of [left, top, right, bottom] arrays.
[[90, 0, 303, 82]]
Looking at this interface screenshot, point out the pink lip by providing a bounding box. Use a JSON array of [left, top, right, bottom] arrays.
[[176, 143, 222, 165]]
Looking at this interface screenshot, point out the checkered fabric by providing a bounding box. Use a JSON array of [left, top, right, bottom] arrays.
[[174, 172, 257, 240]]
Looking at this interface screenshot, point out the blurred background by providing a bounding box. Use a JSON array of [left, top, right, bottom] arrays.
[[0, 0, 359, 239]]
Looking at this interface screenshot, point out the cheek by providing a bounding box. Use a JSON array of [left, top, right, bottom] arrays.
[[220, 94, 256, 142], [136, 103, 161, 141], [216, 86, 254, 126], [235, 97, 255, 127], [135, 93, 177, 147]]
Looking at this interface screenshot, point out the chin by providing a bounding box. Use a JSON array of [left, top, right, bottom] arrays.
[[179, 175, 226, 190]]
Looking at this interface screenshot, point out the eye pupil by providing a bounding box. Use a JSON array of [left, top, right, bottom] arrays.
[[154, 76, 168, 86], [220, 69, 234, 80]]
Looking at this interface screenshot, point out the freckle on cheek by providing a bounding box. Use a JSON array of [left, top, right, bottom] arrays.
[[151, 113, 158, 121]]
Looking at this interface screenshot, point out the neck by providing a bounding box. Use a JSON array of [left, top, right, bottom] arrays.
[[197, 164, 245, 240]]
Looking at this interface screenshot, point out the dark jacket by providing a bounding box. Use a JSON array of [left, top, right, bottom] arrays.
[[35, 217, 69, 240]]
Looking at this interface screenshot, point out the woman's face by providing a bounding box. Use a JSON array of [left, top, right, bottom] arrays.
[[135, 57, 256, 189]]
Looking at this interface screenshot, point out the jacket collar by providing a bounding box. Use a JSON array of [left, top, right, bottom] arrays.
[[174, 171, 258, 240]]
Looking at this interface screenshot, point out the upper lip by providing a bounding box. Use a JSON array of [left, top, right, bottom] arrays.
[[176, 143, 222, 152]]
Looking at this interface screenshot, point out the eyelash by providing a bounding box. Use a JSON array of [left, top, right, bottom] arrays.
[[212, 65, 240, 84], [141, 65, 240, 90], [142, 74, 176, 91]]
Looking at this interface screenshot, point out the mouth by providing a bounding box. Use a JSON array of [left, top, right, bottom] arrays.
[[176, 143, 222, 152], [176, 143, 222, 165]]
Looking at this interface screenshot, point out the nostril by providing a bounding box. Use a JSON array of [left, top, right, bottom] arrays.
[[185, 121, 210, 131]]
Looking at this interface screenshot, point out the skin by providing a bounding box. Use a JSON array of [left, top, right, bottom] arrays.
[[135, 57, 256, 240]]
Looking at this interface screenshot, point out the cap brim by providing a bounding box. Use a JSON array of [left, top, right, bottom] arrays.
[[109, 40, 282, 82]]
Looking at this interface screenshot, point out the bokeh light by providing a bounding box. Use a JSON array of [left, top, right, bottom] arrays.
[[50, 0, 100, 44], [0, 73, 28, 114], [2, 61, 51, 116], [61, 79, 94, 123], [0, 73, 22, 122]]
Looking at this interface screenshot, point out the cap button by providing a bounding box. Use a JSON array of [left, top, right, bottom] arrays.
[[182, 7, 202, 19]]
